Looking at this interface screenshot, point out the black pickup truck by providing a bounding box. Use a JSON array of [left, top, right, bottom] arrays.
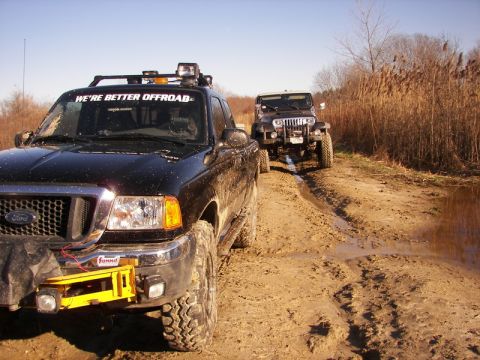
[[0, 63, 259, 351]]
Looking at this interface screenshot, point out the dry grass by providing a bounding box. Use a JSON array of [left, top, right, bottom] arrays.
[[321, 46, 480, 174], [0, 92, 49, 150], [227, 95, 255, 130]]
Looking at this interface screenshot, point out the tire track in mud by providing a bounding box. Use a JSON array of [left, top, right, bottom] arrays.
[[281, 156, 399, 359], [290, 156, 480, 360]]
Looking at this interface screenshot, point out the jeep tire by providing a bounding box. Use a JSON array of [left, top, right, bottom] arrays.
[[317, 132, 333, 169], [234, 181, 257, 248], [259, 149, 270, 173], [161, 220, 217, 351]]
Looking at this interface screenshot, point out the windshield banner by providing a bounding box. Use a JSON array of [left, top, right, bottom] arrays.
[[74, 93, 194, 103]]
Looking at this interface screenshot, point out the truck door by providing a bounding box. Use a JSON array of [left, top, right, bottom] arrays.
[[220, 99, 252, 206], [210, 97, 241, 228]]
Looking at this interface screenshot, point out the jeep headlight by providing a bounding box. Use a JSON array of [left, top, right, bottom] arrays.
[[107, 196, 182, 230], [307, 117, 316, 126], [272, 119, 283, 127]]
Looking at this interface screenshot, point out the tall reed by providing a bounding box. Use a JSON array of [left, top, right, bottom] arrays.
[[321, 48, 480, 173]]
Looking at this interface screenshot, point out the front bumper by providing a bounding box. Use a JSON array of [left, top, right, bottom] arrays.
[[54, 232, 197, 310], [257, 135, 322, 146]]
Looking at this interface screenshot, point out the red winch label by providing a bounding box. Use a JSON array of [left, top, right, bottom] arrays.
[[97, 255, 121, 267]]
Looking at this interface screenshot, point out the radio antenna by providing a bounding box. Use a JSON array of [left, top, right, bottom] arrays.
[[22, 38, 26, 105]]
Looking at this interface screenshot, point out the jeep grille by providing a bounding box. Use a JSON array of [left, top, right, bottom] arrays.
[[278, 118, 311, 137]]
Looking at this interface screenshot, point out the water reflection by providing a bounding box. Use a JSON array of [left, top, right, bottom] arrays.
[[421, 186, 480, 270]]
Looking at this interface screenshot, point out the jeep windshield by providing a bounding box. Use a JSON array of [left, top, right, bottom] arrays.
[[34, 90, 206, 145], [259, 93, 313, 111]]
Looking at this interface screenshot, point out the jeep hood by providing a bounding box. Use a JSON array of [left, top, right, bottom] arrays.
[[0, 143, 210, 195]]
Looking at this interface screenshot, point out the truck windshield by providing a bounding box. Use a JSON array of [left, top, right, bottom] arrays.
[[259, 93, 312, 111], [35, 90, 206, 144]]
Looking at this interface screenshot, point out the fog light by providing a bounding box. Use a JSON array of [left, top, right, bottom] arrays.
[[144, 276, 165, 299], [270, 132, 278, 139], [313, 129, 322, 136], [36, 288, 61, 314]]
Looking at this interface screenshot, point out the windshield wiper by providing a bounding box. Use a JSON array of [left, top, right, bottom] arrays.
[[31, 134, 92, 144], [94, 133, 186, 146], [262, 104, 277, 112]]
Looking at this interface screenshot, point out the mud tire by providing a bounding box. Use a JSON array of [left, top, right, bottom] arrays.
[[234, 181, 258, 248], [259, 149, 270, 173], [317, 132, 333, 169], [161, 221, 217, 351]]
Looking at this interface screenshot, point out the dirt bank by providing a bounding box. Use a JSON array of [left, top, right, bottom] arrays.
[[0, 153, 479, 359]]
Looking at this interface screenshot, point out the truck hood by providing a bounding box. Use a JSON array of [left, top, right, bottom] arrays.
[[0, 142, 210, 195]]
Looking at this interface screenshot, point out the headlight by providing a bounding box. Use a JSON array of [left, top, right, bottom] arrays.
[[307, 117, 316, 126], [272, 119, 283, 127], [107, 196, 182, 230]]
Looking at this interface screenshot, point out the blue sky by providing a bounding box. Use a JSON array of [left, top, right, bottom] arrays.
[[0, 0, 479, 102]]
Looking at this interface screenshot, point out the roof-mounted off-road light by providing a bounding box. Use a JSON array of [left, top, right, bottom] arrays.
[[176, 63, 200, 78], [203, 75, 213, 85], [142, 70, 158, 76], [36, 288, 61, 314]]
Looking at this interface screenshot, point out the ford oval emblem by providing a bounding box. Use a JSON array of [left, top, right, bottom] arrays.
[[5, 210, 38, 226]]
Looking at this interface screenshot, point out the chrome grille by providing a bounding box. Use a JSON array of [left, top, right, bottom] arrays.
[[0, 196, 70, 237], [281, 118, 309, 137], [0, 185, 115, 249], [283, 118, 307, 127]]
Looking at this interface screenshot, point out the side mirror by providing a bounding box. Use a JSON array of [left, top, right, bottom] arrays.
[[15, 131, 34, 147], [221, 128, 249, 148]]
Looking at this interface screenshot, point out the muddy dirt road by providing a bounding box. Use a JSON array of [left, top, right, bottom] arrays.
[[1, 153, 479, 359]]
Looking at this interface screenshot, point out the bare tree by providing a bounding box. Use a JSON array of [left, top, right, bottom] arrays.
[[337, 0, 395, 73], [314, 63, 357, 92]]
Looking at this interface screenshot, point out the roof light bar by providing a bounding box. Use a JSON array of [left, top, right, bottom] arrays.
[[88, 63, 212, 87]]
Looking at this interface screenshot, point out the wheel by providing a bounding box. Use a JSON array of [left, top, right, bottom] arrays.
[[317, 132, 333, 169], [161, 221, 217, 351], [259, 149, 270, 173], [234, 181, 258, 248]]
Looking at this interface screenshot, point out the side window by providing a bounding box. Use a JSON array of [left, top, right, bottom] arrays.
[[221, 100, 235, 128], [211, 97, 226, 139]]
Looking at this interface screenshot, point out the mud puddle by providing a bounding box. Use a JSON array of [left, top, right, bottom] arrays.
[[419, 186, 480, 270], [287, 155, 480, 269], [287, 155, 424, 260], [297, 177, 430, 261]]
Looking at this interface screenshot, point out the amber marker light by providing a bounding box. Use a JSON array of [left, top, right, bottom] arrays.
[[164, 196, 183, 230], [154, 77, 168, 84]]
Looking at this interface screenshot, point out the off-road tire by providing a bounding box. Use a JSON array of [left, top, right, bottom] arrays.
[[233, 181, 258, 248], [161, 221, 217, 351], [317, 132, 333, 169], [259, 149, 270, 173]]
